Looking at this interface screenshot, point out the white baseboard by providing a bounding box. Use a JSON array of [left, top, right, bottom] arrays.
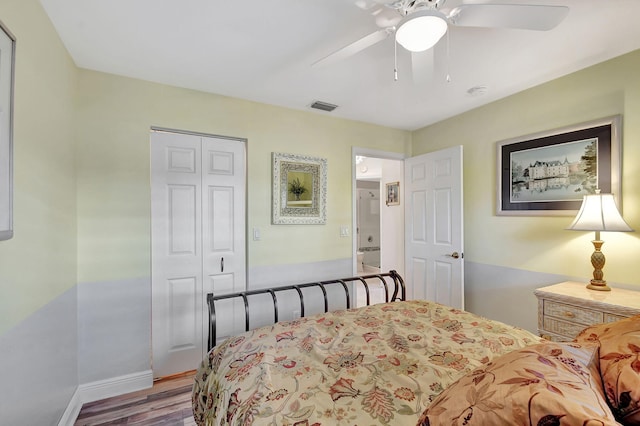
[[58, 388, 82, 426], [59, 370, 153, 425], [79, 369, 153, 404]]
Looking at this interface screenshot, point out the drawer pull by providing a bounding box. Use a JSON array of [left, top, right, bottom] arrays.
[[563, 311, 575, 318]]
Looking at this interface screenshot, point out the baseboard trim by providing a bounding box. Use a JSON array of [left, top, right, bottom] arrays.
[[79, 369, 154, 404], [58, 370, 153, 425], [58, 387, 82, 426]]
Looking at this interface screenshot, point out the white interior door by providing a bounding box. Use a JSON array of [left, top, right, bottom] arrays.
[[404, 146, 464, 309], [151, 130, 246, 378]]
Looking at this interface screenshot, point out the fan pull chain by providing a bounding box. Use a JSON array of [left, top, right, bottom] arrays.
[[445, 29, 451, 83], [394, 38, 398, 81]]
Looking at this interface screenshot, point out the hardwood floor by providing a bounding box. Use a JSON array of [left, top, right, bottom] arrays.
[[74, 371, 197, 425]]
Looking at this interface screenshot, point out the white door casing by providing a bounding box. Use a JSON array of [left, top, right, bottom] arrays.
[[404, 146, 464, 309], [151, 130, 246, 378]]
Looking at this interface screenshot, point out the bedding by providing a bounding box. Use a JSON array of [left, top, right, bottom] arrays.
[[575, 314, 640, 424], [417, 341, 618, 425], [192, 299, 543, 425]]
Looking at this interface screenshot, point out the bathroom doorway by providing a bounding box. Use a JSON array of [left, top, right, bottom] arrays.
[[356, 179, 381, 274], [353, 149, 405, 306]]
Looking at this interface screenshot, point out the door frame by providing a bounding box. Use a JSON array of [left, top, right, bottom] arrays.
[[351, 147, 405, 276]]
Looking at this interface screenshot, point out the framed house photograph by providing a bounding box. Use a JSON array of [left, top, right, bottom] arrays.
[[272, 152, 327, 224], [0, 21, 15, 241], [496, 115, 622, 216], [385, 181, 400, 206]]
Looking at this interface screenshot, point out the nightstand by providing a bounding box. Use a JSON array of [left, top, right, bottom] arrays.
[[534, 281, 640, 342]]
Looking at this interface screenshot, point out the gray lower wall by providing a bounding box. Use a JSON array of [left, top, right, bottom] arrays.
[[463, 261, 640, 334], [464, 261, 573, 333], [76, 260, 352, 384], [248, 258, 353, 289], [77, 277, 152, 384], [0, 286, 78, 426], [72, 260, 587, 400]]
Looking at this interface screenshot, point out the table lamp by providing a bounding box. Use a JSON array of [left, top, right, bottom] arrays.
[[567, 190, 633, 291]]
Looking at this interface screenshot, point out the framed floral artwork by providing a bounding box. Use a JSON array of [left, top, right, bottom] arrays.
[[272, 152, 327, 224]]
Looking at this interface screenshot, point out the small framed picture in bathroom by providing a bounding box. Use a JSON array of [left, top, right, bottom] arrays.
[[385, 181, 400, 206]]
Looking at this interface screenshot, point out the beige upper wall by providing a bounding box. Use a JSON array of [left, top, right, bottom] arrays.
[[5, 0, 640, 336], [75, 70, 410, 284], [413, 49, 640, 286], [0, 0, 78, 335]]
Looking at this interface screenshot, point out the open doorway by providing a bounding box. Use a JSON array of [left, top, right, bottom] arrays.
[[352, 148, 405, 306], [356, 167, 381, 274]]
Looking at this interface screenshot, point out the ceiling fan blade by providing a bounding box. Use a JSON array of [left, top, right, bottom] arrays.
[[353, 0, 394, 11], [373, 6, 401, 28], [449, 4, 569, 31], [312, 28, 392, 67]]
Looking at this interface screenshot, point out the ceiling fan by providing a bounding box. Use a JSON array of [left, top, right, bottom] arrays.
[[313, 0, 569, 67]]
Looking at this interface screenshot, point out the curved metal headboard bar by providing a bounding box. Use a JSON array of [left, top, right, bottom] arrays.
[[207, 270, 405, 350]]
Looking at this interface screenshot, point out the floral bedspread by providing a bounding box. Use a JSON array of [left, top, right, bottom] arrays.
[[192, 300, 543, 425]]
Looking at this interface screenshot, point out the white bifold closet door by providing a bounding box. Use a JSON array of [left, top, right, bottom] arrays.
[[151, 130, 246, 378]]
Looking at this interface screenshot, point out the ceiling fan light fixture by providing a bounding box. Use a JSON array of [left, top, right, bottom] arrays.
[[395, 9, 448, 52]]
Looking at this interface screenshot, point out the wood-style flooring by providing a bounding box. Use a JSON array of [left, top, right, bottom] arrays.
[[74, 370, 196, 426]]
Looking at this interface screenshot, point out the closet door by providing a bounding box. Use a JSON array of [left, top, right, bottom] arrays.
[[151, 130, 245, 378], [201, 138, 246, 342]]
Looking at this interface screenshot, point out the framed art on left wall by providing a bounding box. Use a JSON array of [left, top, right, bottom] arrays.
[[0, 21, 15, 241], [272, 152, 327, 225]]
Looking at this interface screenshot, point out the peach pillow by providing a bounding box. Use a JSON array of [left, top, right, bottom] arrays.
[[417, 342, 617, 426], [575, 315, 640, 424]]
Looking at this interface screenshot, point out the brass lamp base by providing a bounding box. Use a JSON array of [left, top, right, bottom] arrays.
[[587, 280, 611, 291], [586, 239, 611, 292]]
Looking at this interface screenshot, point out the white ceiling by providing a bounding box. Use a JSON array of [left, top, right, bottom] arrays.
[[40, 0, 640, 131]]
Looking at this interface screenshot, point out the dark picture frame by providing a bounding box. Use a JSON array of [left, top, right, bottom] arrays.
[[0, 21, 15, 241], [496, 116, 622, 216]]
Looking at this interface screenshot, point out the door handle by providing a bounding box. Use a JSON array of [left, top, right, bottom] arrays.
[[221, 257, 224, 272], [447, 252, 461, 259]]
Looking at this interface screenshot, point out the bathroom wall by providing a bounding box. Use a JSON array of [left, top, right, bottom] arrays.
[[356, 180, 381, 269], [379, 158, 404, 278]]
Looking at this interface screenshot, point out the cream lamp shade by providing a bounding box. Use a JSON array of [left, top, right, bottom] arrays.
[[395, 9, 448, 52], [567, 191, 633, 291]]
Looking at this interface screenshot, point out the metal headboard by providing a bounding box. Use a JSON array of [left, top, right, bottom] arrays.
[[206, 270, 405, 351]]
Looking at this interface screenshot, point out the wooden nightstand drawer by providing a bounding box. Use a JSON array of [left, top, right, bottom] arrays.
[[543, 300, 603, 325]]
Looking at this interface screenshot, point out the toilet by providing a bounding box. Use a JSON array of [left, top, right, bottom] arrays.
[[357, 251, 364, 272]]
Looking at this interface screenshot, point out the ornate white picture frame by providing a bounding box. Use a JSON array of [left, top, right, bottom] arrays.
[[272, 152, 327, 225]]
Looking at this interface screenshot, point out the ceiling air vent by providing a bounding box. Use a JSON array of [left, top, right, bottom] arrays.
[[310, 100, 338, 112]]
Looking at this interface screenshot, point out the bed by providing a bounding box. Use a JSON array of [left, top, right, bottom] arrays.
[[193, 271, 638, 425]]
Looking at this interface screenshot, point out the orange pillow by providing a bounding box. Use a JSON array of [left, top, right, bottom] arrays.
[[575, 315, 640, 424], [418, 342, 617, 425]]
